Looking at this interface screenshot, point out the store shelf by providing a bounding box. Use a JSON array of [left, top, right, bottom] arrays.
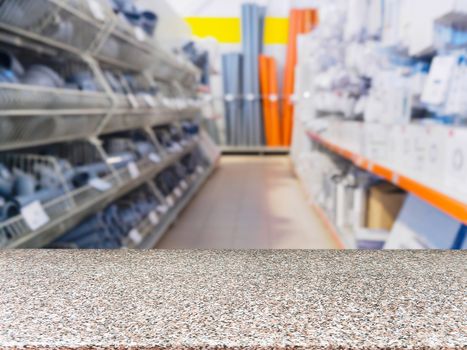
[[0, 2, 196, 81], [131, 159, 218, 249], [293, 165, 355, 249], [0, 105, 200, 152], [101, 106, 201, 135], [307, 130, 467, 225], [310, 202, 355, 249], [1, 142, 198, 249]]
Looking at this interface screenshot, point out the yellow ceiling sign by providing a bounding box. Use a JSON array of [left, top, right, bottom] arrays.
[[185, 17, 289, 45]]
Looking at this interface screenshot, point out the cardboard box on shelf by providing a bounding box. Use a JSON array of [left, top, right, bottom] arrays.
[[366, 183, 407, 231]]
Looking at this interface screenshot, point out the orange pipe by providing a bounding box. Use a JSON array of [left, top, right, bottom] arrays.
[[303, 9, 315, 32], [268, 58, 281, 146], [281, 9, 300, 146], [281, 8, 319, 146], [259, 55, 273, 146], [312, 8, 319, 27]]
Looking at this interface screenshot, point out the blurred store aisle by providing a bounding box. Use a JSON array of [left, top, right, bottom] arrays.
[[157, 156, 337, 249]]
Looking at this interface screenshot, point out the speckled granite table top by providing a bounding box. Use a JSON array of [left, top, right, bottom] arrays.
[[0, 250, 465, 350]]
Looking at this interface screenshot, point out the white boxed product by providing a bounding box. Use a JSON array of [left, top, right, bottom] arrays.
[[423, 125, 449, 188], [444, 127, 467, 200], [422, 55, 457, 106], [405, 124, 427, 179], [391, 125, 414, 178], [336, 181, 347, 229], [363, 123, 391, 166], [351, 186, 367, 230], [341, 121, 364, 155]]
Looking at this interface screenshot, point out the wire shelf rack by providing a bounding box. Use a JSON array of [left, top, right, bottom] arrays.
[[0, 0, 109, 53], [0, 140, 116, 247], [0, 84, 111, 112], [0, 113, 107, 151], [0, 0, 198, 82]]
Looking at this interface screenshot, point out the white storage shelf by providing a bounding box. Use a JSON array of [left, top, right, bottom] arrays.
[[307, 118, 467, 225]]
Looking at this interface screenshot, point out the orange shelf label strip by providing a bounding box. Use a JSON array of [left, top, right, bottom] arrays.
[[307, 131, 467, 224]]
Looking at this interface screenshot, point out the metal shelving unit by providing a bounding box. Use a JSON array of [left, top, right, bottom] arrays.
[[1, 142, 198, 248], [125, 160, 219, 249], [0, 0, 218, 249], [0, 0, 197, 79], [0, 0, 203, 152]]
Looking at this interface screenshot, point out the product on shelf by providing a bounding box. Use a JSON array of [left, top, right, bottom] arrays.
[[385, 195, 463, 249], [49, 184, 160, 249], [0, 0, 218, 249], [366, 183, 406, 231]]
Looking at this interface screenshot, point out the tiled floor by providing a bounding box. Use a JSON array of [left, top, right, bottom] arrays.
[[156, 156, 338, 249]]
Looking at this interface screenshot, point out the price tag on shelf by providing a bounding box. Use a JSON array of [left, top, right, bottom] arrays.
[[174, 187, 183, 198], [129, 229, 143, 245], [149, 153, 161, 164], [89, 178, 112, 192], [128, 94, 139, 109], [134, 27, 147, 42], [87, 0, 105, 21], [157, 204, 168, 214], [128, 162, 140, 179], [166, 195, 175, 207], [148, 211, 160, 226], [196, 166, 204, 175], [180, 180, 188, 190], [21, 201, 50, 231], [143, 94, 157, 108]]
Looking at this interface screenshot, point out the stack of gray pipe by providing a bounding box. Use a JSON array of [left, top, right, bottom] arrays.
[[221, 3, 265, 147], [222, 53, 243, 145]]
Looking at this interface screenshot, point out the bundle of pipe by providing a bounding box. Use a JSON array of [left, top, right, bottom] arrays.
[[282, 8, 319, 146], [259, 55, 281, 146], [221, 53, 243, 146], [241, 3, 266, 146]]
